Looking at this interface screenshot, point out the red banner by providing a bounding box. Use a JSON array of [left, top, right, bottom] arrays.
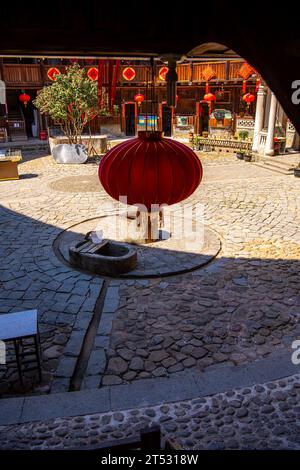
[[97, 59, 105, 110], [110, 60, 120, 113]]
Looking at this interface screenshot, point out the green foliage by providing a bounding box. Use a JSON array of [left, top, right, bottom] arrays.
[[238, 130, 249, 141], [34, 64, 99, 144]]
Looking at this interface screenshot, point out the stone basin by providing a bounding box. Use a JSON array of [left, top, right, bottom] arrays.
[[69, 238, 137, 277]]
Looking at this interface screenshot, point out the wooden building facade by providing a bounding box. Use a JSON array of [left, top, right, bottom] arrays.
[[0, 58, 258, 141]]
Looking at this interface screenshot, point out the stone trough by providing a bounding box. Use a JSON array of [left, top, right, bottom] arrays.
[[69, 235, 137, 277]]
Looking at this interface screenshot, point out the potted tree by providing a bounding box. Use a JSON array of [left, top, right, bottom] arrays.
[[34, 64, 99, 163]]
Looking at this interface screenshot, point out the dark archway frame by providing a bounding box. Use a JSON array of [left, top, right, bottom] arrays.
[[1, 4, 300, 133]]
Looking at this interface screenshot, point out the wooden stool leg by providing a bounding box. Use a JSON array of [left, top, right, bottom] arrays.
[[14, 339, 23, 386]]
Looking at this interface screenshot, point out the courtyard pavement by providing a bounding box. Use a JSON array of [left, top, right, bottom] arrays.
[[0, 149, 300, 448]]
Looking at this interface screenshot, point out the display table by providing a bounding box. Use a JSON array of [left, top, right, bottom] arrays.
[[0, 154, 22, 181]]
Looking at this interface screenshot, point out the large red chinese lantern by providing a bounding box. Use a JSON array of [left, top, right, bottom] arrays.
[[134, 93, 145, 106], [19, 92, 30, 107], [99, 131, 202, 225]]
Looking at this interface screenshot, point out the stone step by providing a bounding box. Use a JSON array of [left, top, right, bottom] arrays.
[[252, 162, 293, 175], [261, 157, 295, 170]]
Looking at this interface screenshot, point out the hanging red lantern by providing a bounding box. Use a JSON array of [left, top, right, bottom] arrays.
[[243, 93, 255, 105], [47, 67, 60, 81], [19, 92, 30, 107], [87, 67, 99, 81], [204, 93, 216, 102], [99, 131, 203, 211], [134, 93, 145, 105], [122, 67, 136, 81], [204, 92, 216, 114]]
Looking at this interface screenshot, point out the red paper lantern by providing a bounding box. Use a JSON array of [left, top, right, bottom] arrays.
[[204, 93, 216, 102], [19, 92, 30, 107], [87, 67, 98, 81], [134, 93, 145, 105], [243, 93, 255, 103], [122, 67, 136, 81], [99, 131, 203, 211], [47, 67, 60, 81]]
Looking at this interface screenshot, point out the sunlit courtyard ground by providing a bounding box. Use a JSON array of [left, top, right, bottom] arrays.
[[1, 148, 300, 449]]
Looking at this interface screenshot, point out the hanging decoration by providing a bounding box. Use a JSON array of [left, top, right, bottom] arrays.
[[255, 78, 261, 92], [238, 62, 255, 80], [238, 62, 255, 96], [134, 93, 145, 106], [122, 66, 136, 81], [19, 92, 30, 107], [97, 59, 105, 110], [87, 67, 99, 81], [202, 65, 216, 82], [215, 87, 225, 100], [242, 79, 247, 94], [109, 60, 120, 114], [158, 66, 169, 81], [243, 92, 255, 108], [99, 130, 203, 239], [204, 92, 216, 113], [47, 67, 60, 81]]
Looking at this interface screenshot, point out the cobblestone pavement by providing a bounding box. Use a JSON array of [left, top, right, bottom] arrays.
[[1, 150, 300, 448], [0, 374, 300, 449]]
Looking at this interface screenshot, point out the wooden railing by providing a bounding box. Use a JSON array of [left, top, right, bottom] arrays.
[[2, 64, 42, 86], [229, 61, 245, 80], [192, 62, 227, 82], [2, 61, 253, 87]]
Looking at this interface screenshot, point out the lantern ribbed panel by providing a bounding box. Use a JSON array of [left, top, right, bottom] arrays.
[[99, 133, 203, 210]]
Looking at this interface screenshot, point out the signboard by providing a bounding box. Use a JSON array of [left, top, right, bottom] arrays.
[[138, 115, 158, 127]]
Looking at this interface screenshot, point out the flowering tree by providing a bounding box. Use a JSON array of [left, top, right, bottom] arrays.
[[34, 64, 99, 144]]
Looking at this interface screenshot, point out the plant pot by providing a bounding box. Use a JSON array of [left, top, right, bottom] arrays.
[[244, 154, 252, 162], [294, 168, 300, 177], [236, 152, 245, 160], [52, 143, 88, 164]]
